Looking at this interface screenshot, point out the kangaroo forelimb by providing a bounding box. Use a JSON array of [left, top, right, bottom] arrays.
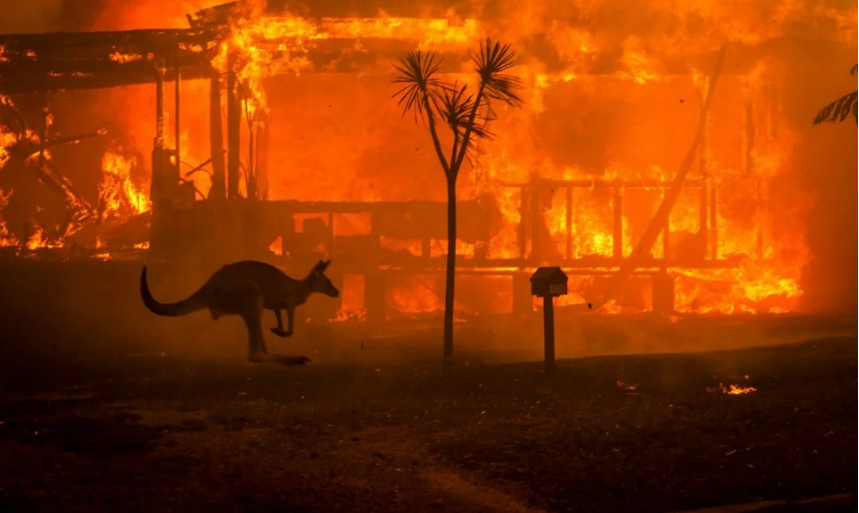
[[270, 309, 292, 337]]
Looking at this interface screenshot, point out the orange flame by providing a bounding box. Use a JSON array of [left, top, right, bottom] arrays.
[[98, 149, 151, 220], [0, 1, 853, 318], [719, 383, 757, 395]]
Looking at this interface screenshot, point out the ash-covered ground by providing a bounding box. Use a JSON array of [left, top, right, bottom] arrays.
[[0, 326, 856, 513], [0, 261, 856, 512]]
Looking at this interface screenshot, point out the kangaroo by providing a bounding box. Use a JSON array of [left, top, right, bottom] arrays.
[[140, 259, 340, 365]]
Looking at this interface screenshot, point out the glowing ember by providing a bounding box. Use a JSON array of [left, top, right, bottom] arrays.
[[714, 383, 758, 395], [109, 51, 144, 63], [616, 380, 638, 392]]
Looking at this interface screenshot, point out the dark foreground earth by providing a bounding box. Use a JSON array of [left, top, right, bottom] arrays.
[[0, 336, 856, 513]]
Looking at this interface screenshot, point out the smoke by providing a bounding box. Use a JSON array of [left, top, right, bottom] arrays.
[[0, 1, 64, 32], [0, 0, 109, 33]]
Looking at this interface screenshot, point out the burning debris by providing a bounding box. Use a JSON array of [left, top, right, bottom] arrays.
[[98, 149, 150, 223], [707, 375, 758, 395], [716, 384, 758, 395]]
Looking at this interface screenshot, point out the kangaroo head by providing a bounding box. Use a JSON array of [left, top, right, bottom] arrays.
[[306, 259, 339, 298]]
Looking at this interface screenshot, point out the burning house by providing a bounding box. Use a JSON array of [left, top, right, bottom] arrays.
[[0, 0, 855, 324]]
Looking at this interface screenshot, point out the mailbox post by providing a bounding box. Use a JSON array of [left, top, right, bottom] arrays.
[[529, 267, 590, 375]]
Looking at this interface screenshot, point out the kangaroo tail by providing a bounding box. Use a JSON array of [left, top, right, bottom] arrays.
[[140, 266, 207, 317]]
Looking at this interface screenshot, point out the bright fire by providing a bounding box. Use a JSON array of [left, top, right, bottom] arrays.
[[98, 149, 150, 222], [0, 0, 855, 320], [718, 383, 758, 395]]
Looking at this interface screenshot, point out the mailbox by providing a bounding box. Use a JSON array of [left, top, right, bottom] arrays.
[[530, 267, 569, 297]]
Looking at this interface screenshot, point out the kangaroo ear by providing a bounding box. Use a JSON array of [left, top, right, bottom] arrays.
[[313, 259, 331, 274]]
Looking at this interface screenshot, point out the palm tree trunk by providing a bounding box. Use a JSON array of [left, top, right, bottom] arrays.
[[443, 178, 457, 367]]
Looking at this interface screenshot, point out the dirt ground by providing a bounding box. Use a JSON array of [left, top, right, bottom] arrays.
[[0, 331, 855, 513]]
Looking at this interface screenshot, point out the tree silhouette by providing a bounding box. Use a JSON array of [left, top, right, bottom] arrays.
[[393, 39, 522, 367], [813, 64, 858, 126]]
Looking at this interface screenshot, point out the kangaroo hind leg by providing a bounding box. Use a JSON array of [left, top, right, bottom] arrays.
[[235, 281, 268, 363]]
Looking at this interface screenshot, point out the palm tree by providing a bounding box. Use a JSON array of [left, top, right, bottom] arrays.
[[813, 64, 857, 126], [392, 39, 522, 367]]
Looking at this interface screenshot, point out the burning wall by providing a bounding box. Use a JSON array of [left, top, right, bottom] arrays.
[[0, 0, 856, 318]]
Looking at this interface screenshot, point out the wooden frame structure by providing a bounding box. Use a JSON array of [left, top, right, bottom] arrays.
[[0, 9, 780, 319]]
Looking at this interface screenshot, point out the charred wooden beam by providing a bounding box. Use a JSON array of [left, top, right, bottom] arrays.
[[226, 53, 241, 199], [174, 43, 182, 166], [0, 28, 769, 96], [372, 257, 748, 271], [699, 183, 708, 258], [208, 76, 226, 200], [188, 2, 242, 27], [0, 28, 219, 94], [662, 207, 670, 261], [257, 117, 270, 200], [0, 66, 216, 95], [0, 28, 218, 53], [499, 179, 707, 189], [0, 55, 215, 76], [518, 186, 529, 260], [708, 180, 718, 260], [564, 186, 572, 260], [612, 186, 623, 258]]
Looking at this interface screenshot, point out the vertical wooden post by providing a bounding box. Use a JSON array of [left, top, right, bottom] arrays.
[[151, 62, 165, 201], [542, 295, 555, 376], [327, 211, 335, 256], [257, 114, 269, 200], [698, 89, 710, 259], [662, 191, 670, 261], [512, 273, 531, 316], [709, 181, 718, 260], [530, 181, 542, 263], [744, 100, 755, 177], [174, 42, 181, 169], [475, 194, 491, 261], [699, 184, 708, 258], [150, 60, 166, 252], [366, 223, 386, 324], [565, 186, 572, 260], [518, 186, 529, 260], [613, 185, 623, 258], [153, 61, 164, 152], [756, 178, 765, 261], [209, 74, 226, 201], [226, 52, 240, 199]]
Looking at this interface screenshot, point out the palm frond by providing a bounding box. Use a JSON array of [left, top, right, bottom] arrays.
[[392, 50, 444, 120], [813, 91, 858, 125], [434, 83, 474, 131], [431, 82, 497, 140], [472, 39, 523, 107]]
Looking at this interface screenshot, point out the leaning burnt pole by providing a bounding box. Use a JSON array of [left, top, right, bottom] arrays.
[[208, 74, 227, 201], [226, 50, 241, 200], [149, 57, 169, 252]]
